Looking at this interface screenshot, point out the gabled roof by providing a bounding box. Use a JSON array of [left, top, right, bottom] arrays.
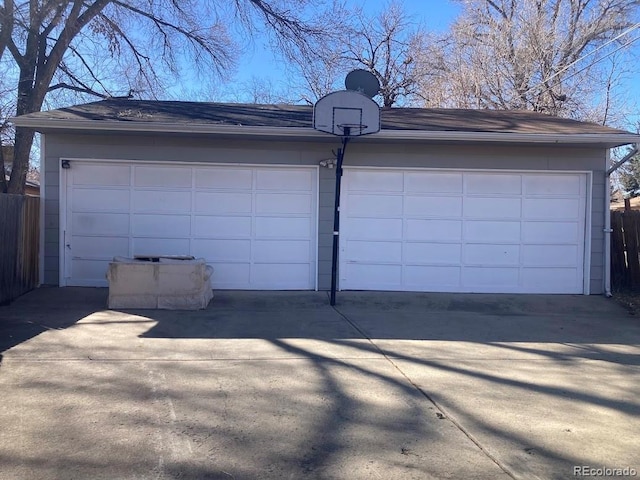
[[12, 98, 640, 147]]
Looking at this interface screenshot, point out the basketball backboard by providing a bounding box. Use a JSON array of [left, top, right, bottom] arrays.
[[313, 90, 381, 137]]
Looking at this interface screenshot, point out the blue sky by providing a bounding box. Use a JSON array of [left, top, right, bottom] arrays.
[[209, 0, 638, 128], [228, 0, 461, 92]]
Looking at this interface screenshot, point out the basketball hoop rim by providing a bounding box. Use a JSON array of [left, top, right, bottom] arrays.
[[337, 123, 368, 129]]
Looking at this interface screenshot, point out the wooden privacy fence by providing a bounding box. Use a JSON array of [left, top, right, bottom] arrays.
[[0, 194, 40, 304], [611, 210, 640, 291]]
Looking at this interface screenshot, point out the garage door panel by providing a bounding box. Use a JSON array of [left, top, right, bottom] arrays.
[[73, 236, 129, 259], [256, 193, 312, 214], [133, 190, 191, 213], [406, 219, 461, 242], [465, 221, 521, 243], [462, 267, 520, 288], [195, 192, 252, 214], [192, 239, 251, 262], [346, 241, 402, 263], [135, 166, 191, 188], [256, 169, 313, 191], [464, 244, 520, 266], [133, 238, 190, 256], [209, 263, 251, 288], [405, 172, 462, 194], [522, 268, 579, 292], [73, 164, 130, 186], [344, 263, 402, 289], [522, 245, 579, 267], [252, 264, 311, 288], [341, 169, 586, 294], [66, 163, 317, 289], [466, 174, 521, 195], [404, 196, 462, 217], [404, 243, 462, 264], [404, 265, 460, 288], [349, 218, 403, 240], [70, 259, 111, 286], [348, 194, 403, 216], [194, 216, 252, 238], [523, 175, 581, 195], [523, 198, 581, 219], [72, 213, 129, 236], [72, 189, 130, 212], [254, 240, 311, 263], [348, 170, 403, 192], [464, 197, 521, 219], [132, 214, 191, 237], [255, 217, 311, 238], [522, 221, 579, 243], [195, 168, 252, 189]]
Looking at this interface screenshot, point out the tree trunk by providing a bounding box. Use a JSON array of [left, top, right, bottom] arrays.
[[0, 144, 7, 194], [7, 127, 35, 195]]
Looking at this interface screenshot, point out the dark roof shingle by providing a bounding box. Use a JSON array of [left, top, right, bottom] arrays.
[[17, 98, 629, 134]]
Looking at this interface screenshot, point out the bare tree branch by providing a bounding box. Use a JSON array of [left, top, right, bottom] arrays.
[[48, 81, 109, 98], [425, 0, 640, 121], [112, 0, 231, 73], [2, 0, 344, 193], [289, 2, 428, 107]]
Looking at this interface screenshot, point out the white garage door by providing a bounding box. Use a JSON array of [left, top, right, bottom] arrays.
[[63, 161, 317, 289], [340, 169, 588, 294]]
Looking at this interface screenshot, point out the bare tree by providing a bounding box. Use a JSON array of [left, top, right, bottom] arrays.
[[284, 50, 343, 105], [0, 0, 341, 194], [284, 1, 430, 107], [342, 1, 430, 107], [420, 0, 640, 122], [228, 76, 294, 104], [576, 53, 635, 125]]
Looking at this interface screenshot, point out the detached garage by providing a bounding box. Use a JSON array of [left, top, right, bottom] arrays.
[[13, 100, 639, 295]]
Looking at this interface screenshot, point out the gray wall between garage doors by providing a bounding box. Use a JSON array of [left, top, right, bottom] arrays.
[[43, 133, 607, 293]]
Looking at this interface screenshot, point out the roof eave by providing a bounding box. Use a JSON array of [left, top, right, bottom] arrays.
[[11, 117, 640, 148]]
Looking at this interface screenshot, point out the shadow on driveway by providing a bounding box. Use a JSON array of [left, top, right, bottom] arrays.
[[1, 287, 639, 479], [0, 286, 108, 354], [134, 290, 640, 344]]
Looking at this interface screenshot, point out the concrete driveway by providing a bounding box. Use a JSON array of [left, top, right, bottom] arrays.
[[0, 288, 638, 480]]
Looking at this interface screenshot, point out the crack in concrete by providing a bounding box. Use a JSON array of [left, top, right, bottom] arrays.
[[146, 365, 194, 479], [328, 292, 521, 480]]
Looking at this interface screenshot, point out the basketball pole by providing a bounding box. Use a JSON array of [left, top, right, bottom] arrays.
[[330, 131, 350, 306], [312, 81, 381, 304]]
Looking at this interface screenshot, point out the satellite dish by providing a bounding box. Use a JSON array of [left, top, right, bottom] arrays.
[[345, 69, 380, 98]]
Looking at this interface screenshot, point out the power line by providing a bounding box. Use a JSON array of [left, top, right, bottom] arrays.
[[523, 21, 640, 96], [553, 34, 640, 86]]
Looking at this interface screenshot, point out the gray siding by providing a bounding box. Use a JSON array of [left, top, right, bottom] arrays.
[[43, 133, 608, 293], [590, 171, 607, 294], [318, 167, 337, 290], [43, 148, 60, 285]]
